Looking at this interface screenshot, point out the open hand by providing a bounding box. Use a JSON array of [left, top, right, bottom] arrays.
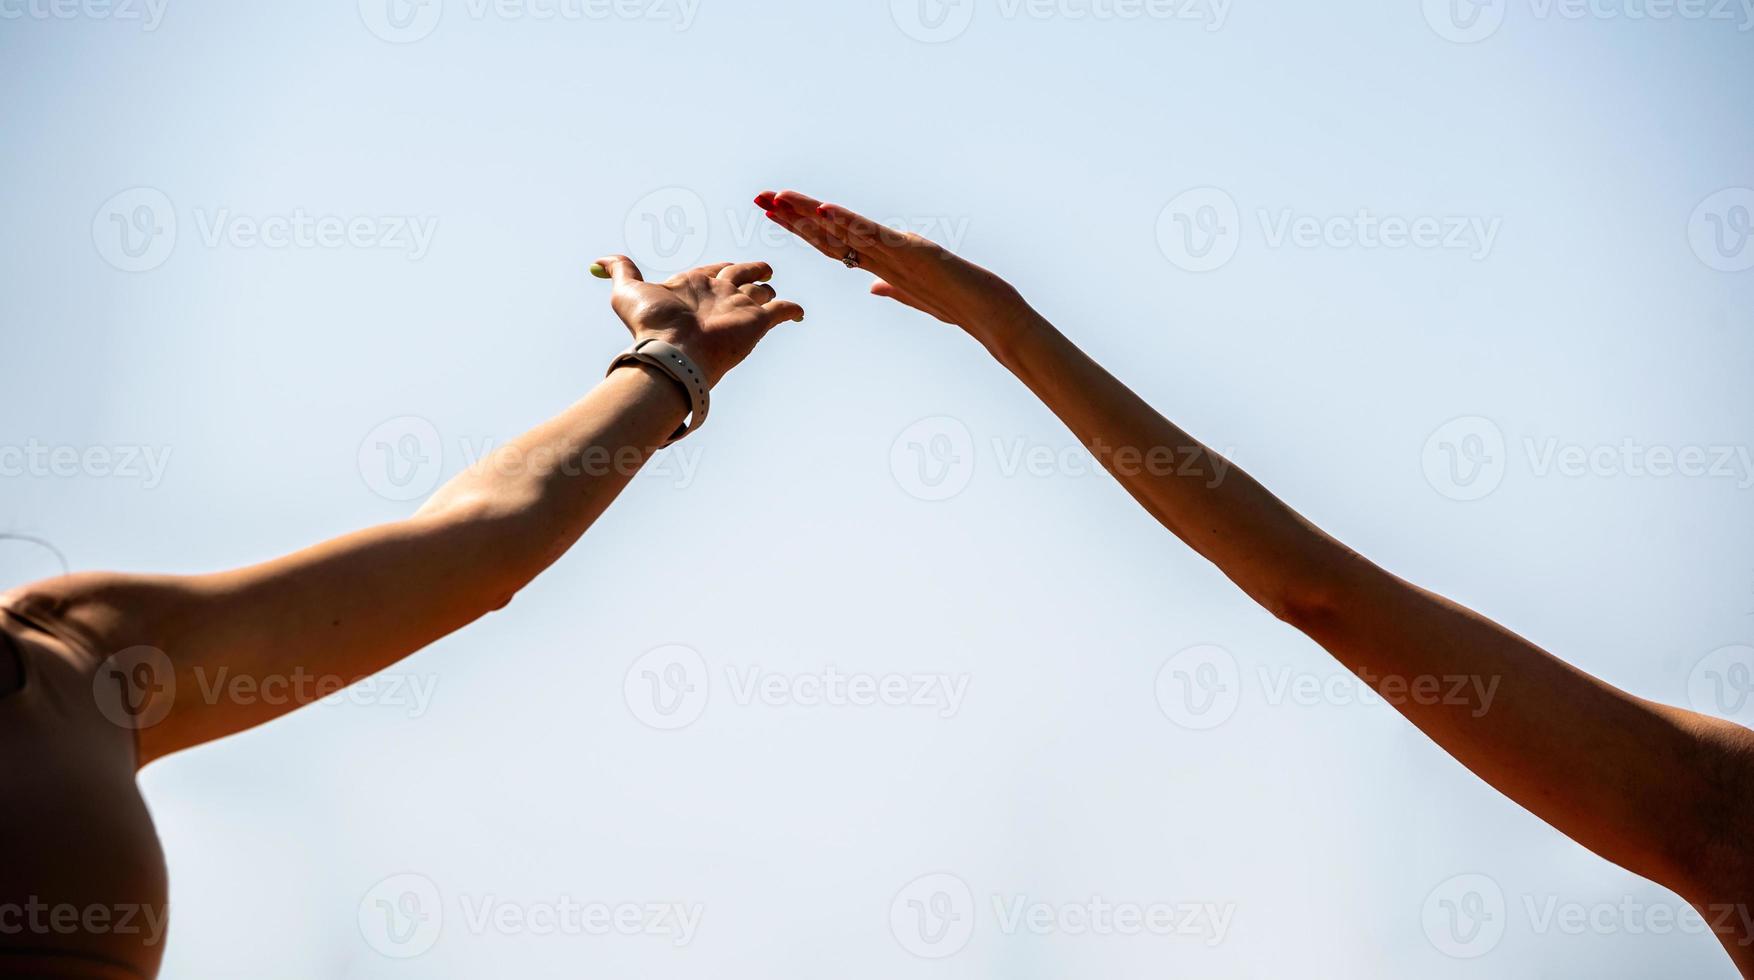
[[592, 254, 805, 387], [753, 190, 1034, 347]]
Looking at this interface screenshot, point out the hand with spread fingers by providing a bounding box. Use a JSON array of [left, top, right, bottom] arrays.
[[591, 254, 806, 387], [753, 190, 1033, 349]]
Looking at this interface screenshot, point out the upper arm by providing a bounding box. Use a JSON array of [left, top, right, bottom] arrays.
[[5, 509, 523, 764]]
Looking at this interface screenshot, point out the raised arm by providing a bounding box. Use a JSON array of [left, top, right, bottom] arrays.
[[1, 256, 803, 764], [757, 190, 1754, 973]]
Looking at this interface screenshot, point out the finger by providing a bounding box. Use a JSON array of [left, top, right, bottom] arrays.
[[759, 299, 806, 328], [772, 189, 825, 216], [718, 261, 773, 286], [694, 262, 734, 279], [739, 282, 777, 304], [767, 208, 853, 263], [870, 278, 950, 321], [817, 204, 937, 262], [592, 254, 645, 285]]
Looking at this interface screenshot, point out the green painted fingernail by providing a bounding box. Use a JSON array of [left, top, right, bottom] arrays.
[[588, 262, 609, 279]]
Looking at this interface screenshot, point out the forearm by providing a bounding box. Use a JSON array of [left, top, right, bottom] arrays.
[[973, 309, 1749, 896], [978, 311, 1360, 619], [416, 364, 688, 590]]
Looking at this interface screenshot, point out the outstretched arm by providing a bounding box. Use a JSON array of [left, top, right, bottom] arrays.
[[2, 256, 804, 764], [758, 189, 1754, 972]]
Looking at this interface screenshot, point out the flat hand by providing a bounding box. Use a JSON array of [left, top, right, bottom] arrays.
[[592, 254, 805, 387], [754, 189, 1033, 345]]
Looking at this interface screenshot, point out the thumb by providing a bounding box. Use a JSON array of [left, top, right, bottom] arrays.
[[591, 254, 645, 286]]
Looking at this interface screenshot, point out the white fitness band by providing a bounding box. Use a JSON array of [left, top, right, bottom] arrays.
[[608, 338, 710, 445]]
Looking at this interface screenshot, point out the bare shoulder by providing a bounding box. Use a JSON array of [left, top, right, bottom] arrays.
[[0, 571, 195, 667]]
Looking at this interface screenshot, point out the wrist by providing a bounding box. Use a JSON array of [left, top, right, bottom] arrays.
[[966, 302, 1051, 364], [611, 360, 692, 417], [635, 331, 725, 389]]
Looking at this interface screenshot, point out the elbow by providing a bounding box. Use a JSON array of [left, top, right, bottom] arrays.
[[1259, 548, 1385, 637], [1263, 574, 1351, 636], [1663, 716, 1754, 907]]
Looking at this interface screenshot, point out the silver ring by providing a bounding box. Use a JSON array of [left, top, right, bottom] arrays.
[[841, 250, 860, 269]]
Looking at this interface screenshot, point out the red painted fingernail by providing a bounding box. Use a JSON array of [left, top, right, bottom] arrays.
[[754, 193, 775, 208]]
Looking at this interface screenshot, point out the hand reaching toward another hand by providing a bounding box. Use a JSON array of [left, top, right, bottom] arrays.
[[753, 189, 1036, 350], [591, 254, 806, 387]]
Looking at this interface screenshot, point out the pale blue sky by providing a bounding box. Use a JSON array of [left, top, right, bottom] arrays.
[[2, 1, 1752, 977]]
